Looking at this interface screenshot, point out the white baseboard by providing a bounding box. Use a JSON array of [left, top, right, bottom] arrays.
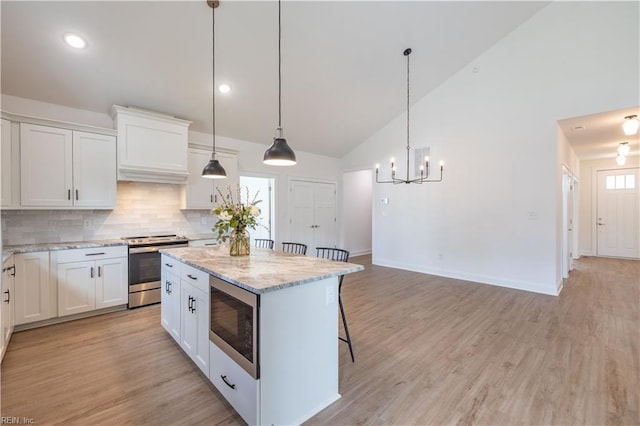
[[372, 257, 560, 296], [349, 248, 371, 257]]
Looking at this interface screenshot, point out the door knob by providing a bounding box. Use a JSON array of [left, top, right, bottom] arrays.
[[597, 222, 605, 226]]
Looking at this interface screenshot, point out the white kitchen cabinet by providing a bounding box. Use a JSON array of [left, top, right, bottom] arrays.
[[1, 118, 14, 207], [1, 256, 16, 361], [111, 106, 191, 184], [20, 123, 116, 208], [57, 246, 128, 317], [180, 263, 209, 377], [14, 251, 53, 325], [181, 147, 238, 210], [161, 255, 181, 342], [72, 131, 117, 208]]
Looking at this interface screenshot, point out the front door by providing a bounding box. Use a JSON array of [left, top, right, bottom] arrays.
[[597, 168, 640, 258]]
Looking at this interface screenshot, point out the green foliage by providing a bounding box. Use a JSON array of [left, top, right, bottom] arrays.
[[213, 186, 263, 242]]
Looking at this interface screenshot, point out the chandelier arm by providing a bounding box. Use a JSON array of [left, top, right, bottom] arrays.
[[406, 49, 410, 183]]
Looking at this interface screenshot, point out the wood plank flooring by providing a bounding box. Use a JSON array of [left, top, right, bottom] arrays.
[[1, 255, 638, 425]]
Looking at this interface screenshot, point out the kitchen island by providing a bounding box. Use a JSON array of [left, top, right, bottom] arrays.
[[159, 246, 363, 425]]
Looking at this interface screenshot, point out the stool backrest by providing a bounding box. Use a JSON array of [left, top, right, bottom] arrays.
[[254, 239, 274, 249], [316, 247, 349, 263], [281, 242, 308, 255]]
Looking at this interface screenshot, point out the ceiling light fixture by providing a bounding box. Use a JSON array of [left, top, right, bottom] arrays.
[[616, 153, 627, 166], [218, 83, 231, 94], [622, 114, 639, 135], [202, 0, 227, 179], [263, 0, 296, 166], [63, 33, 87, 49], [376, 48, 443, 185], [617, 141, 630, 157]]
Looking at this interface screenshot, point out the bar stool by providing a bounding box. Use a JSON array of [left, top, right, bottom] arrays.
[[254, 239, 274, 249], [316, 247, 354, 362], [281, 242, 307, 255]]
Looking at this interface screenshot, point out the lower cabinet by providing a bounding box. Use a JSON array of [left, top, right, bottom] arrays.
[[57, 246, 127, 316], [14, 251, 53, 325], [180, 265, 209, 377], [1, 255, 16, 361], [161, 254, 209, 377], [209, 341, 259, 425], [160, 256, 181, 342]]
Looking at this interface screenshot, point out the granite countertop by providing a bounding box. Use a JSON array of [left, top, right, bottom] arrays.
[[184, 233, 218, 241], [2, 239, 128, 257], [160, 245, 364, 294]]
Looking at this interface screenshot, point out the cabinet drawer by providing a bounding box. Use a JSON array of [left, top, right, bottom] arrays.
[[181, 263, 208, 293], [161, 255, 181, 276], [188, 239, 218, 247], [209, 341, 259, 425], [56, 246, 127, 263]]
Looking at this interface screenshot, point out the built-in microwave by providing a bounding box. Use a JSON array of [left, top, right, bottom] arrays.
[[209, 275, 259, 379]]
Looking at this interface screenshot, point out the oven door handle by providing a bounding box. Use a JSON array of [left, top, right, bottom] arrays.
[[129, 243, 189, 254]]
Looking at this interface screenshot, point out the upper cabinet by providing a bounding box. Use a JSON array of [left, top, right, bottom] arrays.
[[1, 119, 14, 207], [20, 123, 116, 209], [181, 147, 239, 210], [111, 106, 191, 184]]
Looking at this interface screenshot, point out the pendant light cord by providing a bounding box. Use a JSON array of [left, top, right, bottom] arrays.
[[406, 49, 410, 177], [278, 0, 282, 130], [212, 4, 217, 155]]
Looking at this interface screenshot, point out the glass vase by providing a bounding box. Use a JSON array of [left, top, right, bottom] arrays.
[[229, 228, 250, 257]]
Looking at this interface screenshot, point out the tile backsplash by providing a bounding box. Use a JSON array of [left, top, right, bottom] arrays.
[[1, 182, 216, 246]]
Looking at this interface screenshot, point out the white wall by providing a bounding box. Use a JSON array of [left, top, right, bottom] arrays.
[[578, 156, 640, 256], [340, 1, 639, 295], [0, 96, 342, 246], [342, 169, 372, 256]]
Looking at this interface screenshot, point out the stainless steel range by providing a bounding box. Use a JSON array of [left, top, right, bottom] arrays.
[[123, 234, 189, 308]]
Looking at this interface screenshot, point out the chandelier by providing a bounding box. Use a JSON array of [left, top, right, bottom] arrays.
[[376, 48, 443, 184]]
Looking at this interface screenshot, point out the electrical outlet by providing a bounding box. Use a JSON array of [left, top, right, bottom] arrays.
[[326, 286, 335, 305], [83, 219, 91, 229]]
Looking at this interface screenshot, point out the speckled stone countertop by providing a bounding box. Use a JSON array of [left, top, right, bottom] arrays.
[[184, 233, 218, 241], [160, 245, 364, 294], [2, 239, 127, 260]]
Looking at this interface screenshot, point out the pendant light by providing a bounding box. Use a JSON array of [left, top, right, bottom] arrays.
[[202, 0, 227, 179], [622, 114, 639, 136], [376, 48, 443, 184], [263, 0, 296, 166]]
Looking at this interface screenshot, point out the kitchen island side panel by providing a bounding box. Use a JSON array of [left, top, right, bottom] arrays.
[[259, 276, 340, 425]]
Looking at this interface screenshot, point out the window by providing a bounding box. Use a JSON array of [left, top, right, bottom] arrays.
[[606, 174, 636, 190]]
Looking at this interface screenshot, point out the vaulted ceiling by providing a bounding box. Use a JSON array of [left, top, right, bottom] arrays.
[[2, 1, 552, 158]]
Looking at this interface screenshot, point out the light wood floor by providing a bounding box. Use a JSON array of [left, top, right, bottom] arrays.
[[1, 255, 638, 425]]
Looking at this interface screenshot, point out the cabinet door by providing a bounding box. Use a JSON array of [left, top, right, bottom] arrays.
[[73, 131, 117, 208], [20, 123, 73, 207], [1, 119, 13, 207], [14, 252, 52, 324], [192, 285, 209, 376], [1, 258, 16, 360], [95, 257, 127, 309], [161, 270, 181, 342], [57, 261, 96, 316], [183, 148, 215, 209], [180, 284, 198, 358]]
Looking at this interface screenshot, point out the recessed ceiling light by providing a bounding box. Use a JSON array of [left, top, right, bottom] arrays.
[[64, 33, 87, 49], [218, 84, 231, 94], [572, 125, 585, 132]]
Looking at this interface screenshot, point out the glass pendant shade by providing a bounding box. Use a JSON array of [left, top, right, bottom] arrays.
[[622, 115, 639, 135], [263, 137, 296, 166], [616, 154, 627, 166], [202, 154, 227, 178], [618, 142, 630, 157]]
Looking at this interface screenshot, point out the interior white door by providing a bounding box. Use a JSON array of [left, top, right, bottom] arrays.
[[597, 168, 640, 258], [290, 180, 337, 253], [240, 176, 274, 244], [290, 180, 316, 250], [314, 183, 337, 249]]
